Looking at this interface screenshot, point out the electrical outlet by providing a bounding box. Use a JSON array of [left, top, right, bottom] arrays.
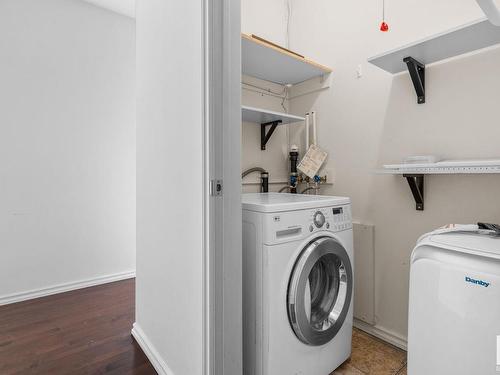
[[357, 64, 363, 78]]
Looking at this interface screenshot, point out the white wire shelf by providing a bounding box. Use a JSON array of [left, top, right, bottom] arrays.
[[379, 159, 500, 210], [379, 159, 500, 175]]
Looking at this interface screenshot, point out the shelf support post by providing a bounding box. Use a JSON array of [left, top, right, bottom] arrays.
[[404, 174, 424, 211], [261, 120, 281, 150], [403, 57, 425, 104]]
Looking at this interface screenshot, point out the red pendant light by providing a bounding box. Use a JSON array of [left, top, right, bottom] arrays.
[[380, 0, 389, 32]]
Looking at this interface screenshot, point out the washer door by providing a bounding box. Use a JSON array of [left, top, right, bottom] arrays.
[[287, 237, 353, 346]]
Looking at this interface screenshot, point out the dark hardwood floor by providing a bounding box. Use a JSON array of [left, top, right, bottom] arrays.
[[0, 279, 156, 375]]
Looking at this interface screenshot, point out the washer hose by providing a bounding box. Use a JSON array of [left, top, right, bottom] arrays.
[[301, 187, 316, 194], [242, 167, 269, 193], [279, 186, 290, 193]]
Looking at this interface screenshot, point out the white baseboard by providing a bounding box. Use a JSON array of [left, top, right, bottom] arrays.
[[354, 318, 408, 351], [0, 270, 136, 306], [131, 323, 175, 375]]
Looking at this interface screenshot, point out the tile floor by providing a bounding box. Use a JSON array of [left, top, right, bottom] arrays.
[[331, 328, 407, 375]]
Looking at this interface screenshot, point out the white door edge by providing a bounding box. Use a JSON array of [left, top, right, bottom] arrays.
[[203, 0, 242, 374]]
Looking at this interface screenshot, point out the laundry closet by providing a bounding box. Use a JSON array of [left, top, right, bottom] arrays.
[[240, 33, 332, 195], [239, 11, 358, 375], [240, 0, 500, 374]]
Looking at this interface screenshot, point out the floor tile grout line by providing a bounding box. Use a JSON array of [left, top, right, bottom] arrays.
[[354, 328, 407, 355], [350, 362, 369, 374], [335, 328, 408, 375], [394, 362, 407, 375]]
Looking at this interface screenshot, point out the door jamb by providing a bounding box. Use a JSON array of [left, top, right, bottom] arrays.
[[203, 0, 242, 374]]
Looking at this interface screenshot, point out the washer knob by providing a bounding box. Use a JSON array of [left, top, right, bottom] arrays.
[[313, 211, 325, 228]]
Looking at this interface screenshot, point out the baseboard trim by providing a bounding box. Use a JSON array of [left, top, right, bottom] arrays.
[[354, 318, 408, 351], [131, 323, 175, 375], [0, 270, 136, 306]]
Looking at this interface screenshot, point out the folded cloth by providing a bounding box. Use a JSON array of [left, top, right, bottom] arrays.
[[416, 223, 497, 244]]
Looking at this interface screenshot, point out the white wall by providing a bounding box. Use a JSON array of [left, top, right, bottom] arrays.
[[82, 0, 136, 18], [241, 76, 297, 193], [135, 0, 204, 374], [0, 0, 136, 301], [242, 0, 289, 46], [241, 0, 296, 193], [242, 0, 500, 343]]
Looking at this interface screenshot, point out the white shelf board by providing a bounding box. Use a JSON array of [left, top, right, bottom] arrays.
[[242, 105, 305, 125], [379, 159, 500, 175], [242, 34, 332, 84], [368, 18, 500, 74]]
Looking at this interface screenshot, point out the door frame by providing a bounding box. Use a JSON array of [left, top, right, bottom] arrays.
[[203, 0, 242, 374]]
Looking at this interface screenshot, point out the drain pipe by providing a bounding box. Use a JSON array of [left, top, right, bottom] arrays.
[[260, 171, 269, 193], [289, 146, 299, 194], [305, 113, 310, 151], [311, 111, 317, 146], [242, 167, 269, 193]]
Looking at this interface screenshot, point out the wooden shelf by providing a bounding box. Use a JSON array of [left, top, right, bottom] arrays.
[[242, 105, 305, 125], [368, 18, 500, 74], [242, 34, 332, 85]]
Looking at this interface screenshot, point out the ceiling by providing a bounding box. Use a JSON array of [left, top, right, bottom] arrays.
[[84, 0, 500, 24], [82, 0, 135, 18]]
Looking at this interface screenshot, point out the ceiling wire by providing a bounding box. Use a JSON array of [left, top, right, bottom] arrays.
[[286, 0, 292, 50]]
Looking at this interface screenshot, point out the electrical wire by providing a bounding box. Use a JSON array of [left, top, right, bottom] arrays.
[[242, 86, 285, 99], [281, 86, 288, 113], [242, 80, 289, 103], [285, 0, 293, 50], [242, 81, 286, 96]]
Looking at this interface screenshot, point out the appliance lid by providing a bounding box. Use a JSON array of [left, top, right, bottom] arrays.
[[425, 232, 500, 258], [242, 193, 350, 213]]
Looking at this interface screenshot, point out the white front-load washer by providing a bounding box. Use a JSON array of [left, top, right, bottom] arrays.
[[242, 193, 354, 375], [408, 230, 500, 375]]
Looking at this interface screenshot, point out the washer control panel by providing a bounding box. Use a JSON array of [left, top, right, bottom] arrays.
[[260, 202, 353, 244], [308, 205, 352, 233]]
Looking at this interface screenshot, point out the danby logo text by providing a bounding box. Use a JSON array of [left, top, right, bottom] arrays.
[[465, 276, 490, 288]]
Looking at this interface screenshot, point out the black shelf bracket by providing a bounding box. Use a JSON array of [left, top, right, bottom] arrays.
[[261, 120, 282, 150], [404, 174, 424, 211], [403, 56, 425, 104]]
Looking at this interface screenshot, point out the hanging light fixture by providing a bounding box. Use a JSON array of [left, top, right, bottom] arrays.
[[380, 0, 389, 32]]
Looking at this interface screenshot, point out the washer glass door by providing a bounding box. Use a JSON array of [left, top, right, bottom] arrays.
[[287, 237, 353, 346]]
